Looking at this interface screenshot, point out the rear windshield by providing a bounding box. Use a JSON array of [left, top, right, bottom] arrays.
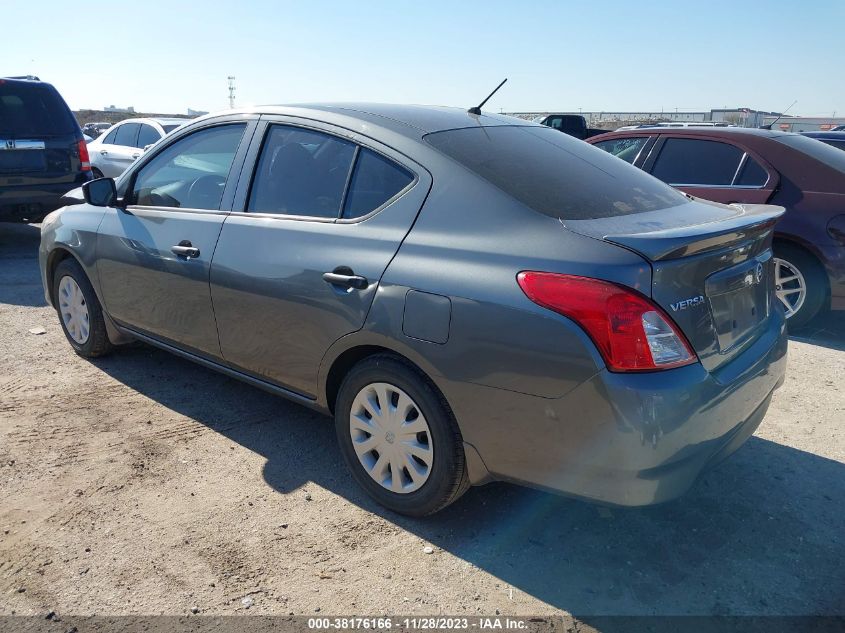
[[0, 81, 77, 136], [424, 126, 687, 220], [162, 124, 182, 134], [776, 134, 845, 173]]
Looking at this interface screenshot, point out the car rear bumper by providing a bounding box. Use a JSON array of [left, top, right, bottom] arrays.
[[0, 175, 90, 220], [446, 309, 789, 506]]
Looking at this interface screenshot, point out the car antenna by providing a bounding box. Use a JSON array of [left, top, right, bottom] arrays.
[[761, 100, 797, 129], [468, 78, 508, 115]]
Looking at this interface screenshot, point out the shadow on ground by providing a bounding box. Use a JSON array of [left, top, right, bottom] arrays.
[[86, 343, 845, 617], [789, 311, 845, 351], [0, 222, 48, 307]]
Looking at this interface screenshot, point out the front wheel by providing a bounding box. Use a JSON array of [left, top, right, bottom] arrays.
[[52, 257, 113, 357], [773, 244, 827, 329], [334, 355, 469, 516]]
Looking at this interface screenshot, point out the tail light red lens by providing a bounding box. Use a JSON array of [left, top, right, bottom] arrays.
[[77, 139, 91, 171], [517, 271, 697, 372]]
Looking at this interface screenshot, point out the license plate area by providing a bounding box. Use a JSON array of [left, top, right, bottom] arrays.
[[0, 139, 47, 173], [706, 253, 771, 352]]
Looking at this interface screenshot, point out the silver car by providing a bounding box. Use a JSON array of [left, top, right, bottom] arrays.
[[40, 105, 788, 516], [88, 117, 186, 178]]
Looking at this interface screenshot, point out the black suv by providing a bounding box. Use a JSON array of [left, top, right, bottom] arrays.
[[1, 77, 91, 222]]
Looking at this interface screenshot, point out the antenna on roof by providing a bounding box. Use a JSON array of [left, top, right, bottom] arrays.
[[761, 100, 797, 129], [468, 78, 508, 116]]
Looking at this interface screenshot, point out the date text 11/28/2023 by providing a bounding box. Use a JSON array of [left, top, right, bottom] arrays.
[[307, 617, 531, 630]]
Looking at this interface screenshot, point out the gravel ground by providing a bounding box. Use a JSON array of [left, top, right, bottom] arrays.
[[1, 221, 843, 620]]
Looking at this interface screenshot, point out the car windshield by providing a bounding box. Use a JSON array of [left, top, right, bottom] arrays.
[[0, 81, 77, 136], [424, 125, 687, 220], [776, 134, 845, 173]]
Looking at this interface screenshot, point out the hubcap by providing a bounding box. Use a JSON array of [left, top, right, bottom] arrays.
[[58, 276, 90, 344], [349, 382, 433, 494], [773, 257, 806, 319]]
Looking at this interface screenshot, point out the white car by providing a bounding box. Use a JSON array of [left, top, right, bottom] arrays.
[[88, 117, 187, 178]]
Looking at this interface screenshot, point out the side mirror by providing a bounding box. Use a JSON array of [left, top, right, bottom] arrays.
[[82, 177, 117, 207]]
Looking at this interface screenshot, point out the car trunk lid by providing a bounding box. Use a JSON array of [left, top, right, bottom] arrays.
[[563, 198, 785, 371]]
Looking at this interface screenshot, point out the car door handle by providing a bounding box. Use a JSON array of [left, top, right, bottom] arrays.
[[131, 153, 141, 159], [323, 269, 368, 290], [171, 241, 200, 259], [100, 150, 108, 155]]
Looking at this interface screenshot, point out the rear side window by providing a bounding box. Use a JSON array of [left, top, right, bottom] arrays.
[[651, 138, 743, 185], [0, 81, 76, 136], [736, 156, 769, 186], [342, 149, 413, 218], [137, 124, 160, 148], [425, 126, 686, 220], [593, 136, 650, 164], [113, 123, 140, 147], [248, 125, 356, 218], [248, 125, 413, 219], [130, 124, 245, 210], [545, 116, 585, 136]]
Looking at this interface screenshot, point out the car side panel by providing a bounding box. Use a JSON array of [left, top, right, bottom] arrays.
[[210, 116, 434, 397], [39, 204, 109, 307], [318, 167, 652, 417]]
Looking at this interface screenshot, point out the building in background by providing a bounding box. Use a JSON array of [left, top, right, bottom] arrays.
[[760, 115, 845, 132]]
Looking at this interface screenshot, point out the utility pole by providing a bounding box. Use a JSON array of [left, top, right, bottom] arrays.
[[227, 76, 236, 109]]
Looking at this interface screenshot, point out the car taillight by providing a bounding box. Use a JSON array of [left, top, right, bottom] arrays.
[[517, 271, 696, 372], [77, 139, 91, 171]]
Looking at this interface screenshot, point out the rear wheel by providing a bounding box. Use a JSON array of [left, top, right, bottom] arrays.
[[773, 244, 827, 329], [52, 257, 112, 357], [334, 355, 469, 516]]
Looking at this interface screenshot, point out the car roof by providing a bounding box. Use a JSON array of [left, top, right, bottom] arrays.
[[109, 117, 189, 127], [801, 131, 845, 140], [194, 103, 533, 140], [148, 117, 190, 125], [593, 126, 790, 140]]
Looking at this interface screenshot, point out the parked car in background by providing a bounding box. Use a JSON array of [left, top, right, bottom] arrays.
[[88, 117, 187, 178], [82, 122, 112, 139], [801, 131, 845, 151], [534, 113, 607, 140], [41, 105, 787, 516], [832, 125, 845, 132], [589, 127, 845, 327], [0, 76, 91, 222]]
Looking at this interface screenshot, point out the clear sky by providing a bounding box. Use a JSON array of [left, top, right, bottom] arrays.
[[3, 0, 843, 116]]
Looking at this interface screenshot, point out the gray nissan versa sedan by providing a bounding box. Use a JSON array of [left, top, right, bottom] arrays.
[[39, 104, 788, 516]]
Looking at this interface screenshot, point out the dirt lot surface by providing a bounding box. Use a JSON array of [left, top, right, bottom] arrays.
[[1, 221, 843, 619]]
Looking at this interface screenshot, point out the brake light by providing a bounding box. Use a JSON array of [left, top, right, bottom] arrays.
[[517, 272, 696, 372], [77, 139, 91, 171]]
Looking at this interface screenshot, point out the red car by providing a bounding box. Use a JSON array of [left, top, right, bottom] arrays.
[[589, 127, 845, 327]]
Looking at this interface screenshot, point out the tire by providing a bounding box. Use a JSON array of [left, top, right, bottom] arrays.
[[334, 354, 469, 516], [52, 257, 113, 358], [773, 243, 827, 329]]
